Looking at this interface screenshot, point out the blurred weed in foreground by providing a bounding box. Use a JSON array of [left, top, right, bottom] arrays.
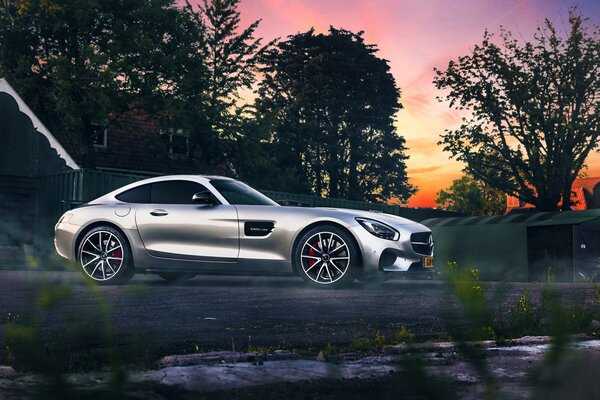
[[505, 289, 542, 337], [444, 262, 496, 341], [2, 260, 128, 399], [443, 262, 497, 399], [441, 261, 600, 400]]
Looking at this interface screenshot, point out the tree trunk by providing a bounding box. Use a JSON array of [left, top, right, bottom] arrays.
[[347, 139, 359, 201], [534, 194, 562, 212], [560, 177, 576, 211]]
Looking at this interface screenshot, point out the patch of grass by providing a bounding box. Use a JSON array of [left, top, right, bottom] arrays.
[[374, 330, 386, 348], [505, 289, 542, 337], [321, 343, 336, 357], [394, 325, 414, 344], [348, 337, 375, 353], [248, 345, 272, 354], [346, 330, 389, 353]]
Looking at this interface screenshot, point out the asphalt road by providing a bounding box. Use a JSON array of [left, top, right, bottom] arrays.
[[0, 270, 597, 370]]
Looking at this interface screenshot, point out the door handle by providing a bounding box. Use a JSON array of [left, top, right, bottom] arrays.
[[150, 209, 169, 216]]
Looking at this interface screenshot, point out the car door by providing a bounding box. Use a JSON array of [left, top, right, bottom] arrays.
[[134, 180, 239, 263]]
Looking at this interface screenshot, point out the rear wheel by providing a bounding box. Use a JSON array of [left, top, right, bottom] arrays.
[[294, 225, 360, 288], [158, 273, 196, 283], [77, 226, 134, 285]]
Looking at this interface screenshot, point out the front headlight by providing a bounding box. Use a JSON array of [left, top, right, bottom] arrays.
[[355, 217, 399, 241]]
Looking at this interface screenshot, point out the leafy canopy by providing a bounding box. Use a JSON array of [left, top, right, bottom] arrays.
[[434, 10, 600, 211], [257, 27, 415, 203], [435, 175, 506, 216], [0, 0, 199, 167], [178, 0, 274, 170]]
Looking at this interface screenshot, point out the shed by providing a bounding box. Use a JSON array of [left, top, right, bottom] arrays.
[[422, 210, 600, 282], [0, 78, 78, 264]]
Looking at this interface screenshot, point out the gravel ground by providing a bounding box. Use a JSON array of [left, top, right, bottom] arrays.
[[0, 270, 597, 370]]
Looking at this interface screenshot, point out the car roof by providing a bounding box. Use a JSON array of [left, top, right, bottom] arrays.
[[133, 174, 234, 183], [87, 175, 237, 204], [152, 174, 233, 180]]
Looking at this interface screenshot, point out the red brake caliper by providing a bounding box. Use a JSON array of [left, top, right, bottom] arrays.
[[308, 244, 317, 267]]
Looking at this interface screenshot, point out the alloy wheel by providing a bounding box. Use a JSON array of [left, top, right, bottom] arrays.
[[300, 231, 350, 284], [79, 230, 124, 281]]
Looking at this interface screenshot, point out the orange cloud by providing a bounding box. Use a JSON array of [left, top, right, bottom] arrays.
[[410, 166, 444, 175]]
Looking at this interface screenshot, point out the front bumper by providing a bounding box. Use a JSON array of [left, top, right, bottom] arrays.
[[54, 220, 77, 261], [349, 224, 434, 275]]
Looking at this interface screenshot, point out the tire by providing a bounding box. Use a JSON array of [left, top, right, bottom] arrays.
[[77, 226, 134, 285], [157, 273, 196, 283], [293, 225, 360, 288]]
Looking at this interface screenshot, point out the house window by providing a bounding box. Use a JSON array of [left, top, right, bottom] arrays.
[[160, 128, 189, 158], [92, 120, 108, 149]]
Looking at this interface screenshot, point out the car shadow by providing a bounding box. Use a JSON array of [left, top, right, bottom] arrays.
[[140, 275, 442, 290]]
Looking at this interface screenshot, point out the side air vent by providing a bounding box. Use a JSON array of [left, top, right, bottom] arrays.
[[244, 221, 275, 237]]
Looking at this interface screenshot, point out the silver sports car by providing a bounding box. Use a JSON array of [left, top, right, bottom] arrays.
[[54, 175, 434, 287]]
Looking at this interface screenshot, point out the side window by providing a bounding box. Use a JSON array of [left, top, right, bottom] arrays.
[[150, 181, 210, 204], [115, 184, 151, 203]]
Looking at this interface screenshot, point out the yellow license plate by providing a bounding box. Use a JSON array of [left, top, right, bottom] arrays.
[[424, 257, 434, 268]]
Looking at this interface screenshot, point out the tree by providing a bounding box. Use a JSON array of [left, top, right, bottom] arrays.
[[0, 0, 199, 167], [435, 175, 506, 216], [256, 27, 415, 203], [179, 0, 273, 171], [434, 10, 600, 211]]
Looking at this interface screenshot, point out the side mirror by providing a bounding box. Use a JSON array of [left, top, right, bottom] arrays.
[[192, 191, 215, 205]]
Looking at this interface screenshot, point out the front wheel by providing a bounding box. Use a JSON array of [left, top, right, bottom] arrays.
[[294, 226, 361, 288], [77, 226, 135, 285]]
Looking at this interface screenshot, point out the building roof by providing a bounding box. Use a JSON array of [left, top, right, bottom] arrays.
[[423, 209, 600, 228], [0, 78, 208, 175], [0, 78, 78, 169]]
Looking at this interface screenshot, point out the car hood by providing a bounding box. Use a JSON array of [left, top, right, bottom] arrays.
[[313, 207, 420, 226]]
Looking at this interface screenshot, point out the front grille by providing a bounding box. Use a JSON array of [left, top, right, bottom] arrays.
[[410, 232, 433, 256]]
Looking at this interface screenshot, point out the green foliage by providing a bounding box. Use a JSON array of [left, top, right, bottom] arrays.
[[349, 337, 375, 352], [479, 326, 497, 342], [178, 0, 273, 171], [231, 117, 310, 193], [347, 330, 390, 352], [374, 330, 386, 348], [506, 289, 542, 337], [435, 174, 506, 216], [434, 9, 600, 211], [322, 343, 337, 356], [445, 262, 493, 341], [541, 289, 598, 335], [395, 325, 414, 344], [257, 27, 415, 203]]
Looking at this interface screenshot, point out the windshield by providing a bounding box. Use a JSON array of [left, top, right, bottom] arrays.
[[210, 179, 278, 206]]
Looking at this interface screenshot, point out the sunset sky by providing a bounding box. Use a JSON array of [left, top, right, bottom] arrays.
[[231, 0, 600, 207]]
